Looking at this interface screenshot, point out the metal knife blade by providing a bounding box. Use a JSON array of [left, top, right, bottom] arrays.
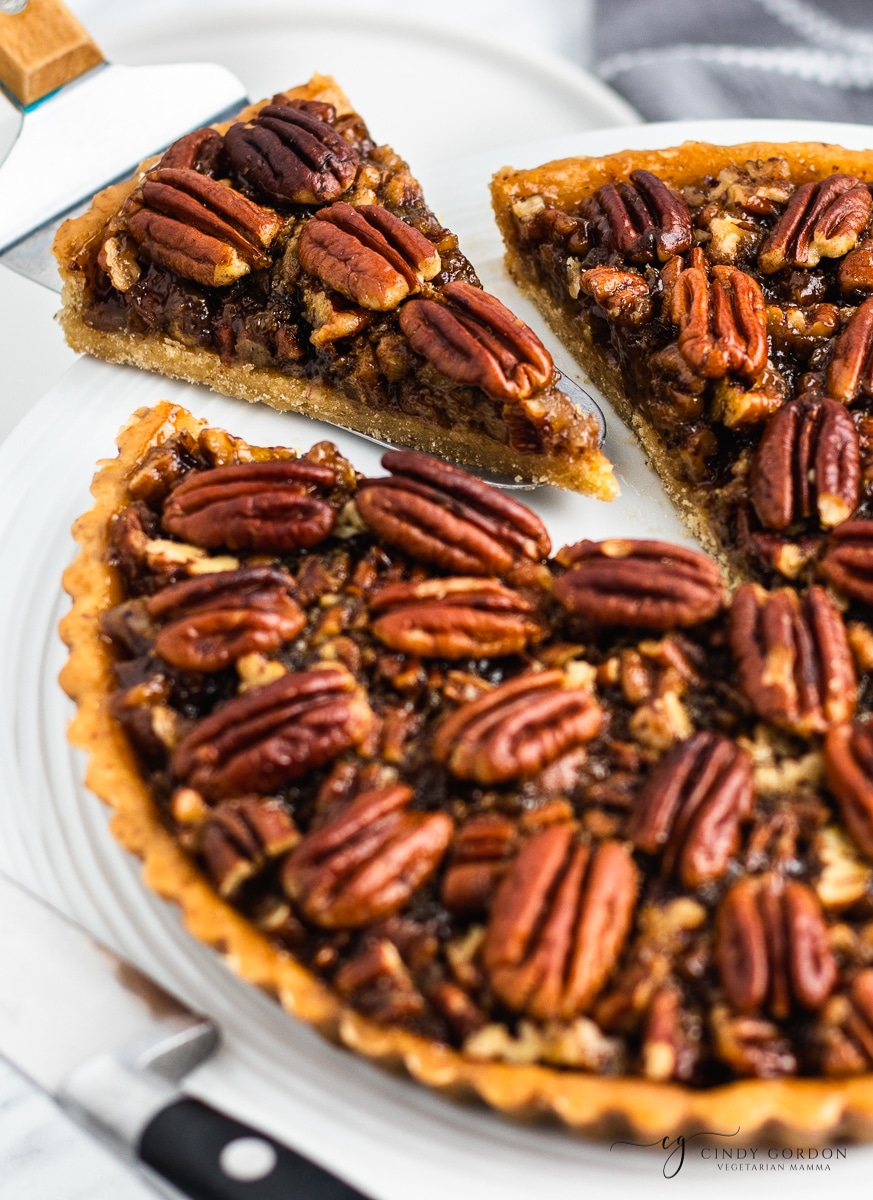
[[0, 872, 370, 1200]]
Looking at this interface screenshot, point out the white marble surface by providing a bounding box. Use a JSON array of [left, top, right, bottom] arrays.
[[0, 4, 617, 1198]]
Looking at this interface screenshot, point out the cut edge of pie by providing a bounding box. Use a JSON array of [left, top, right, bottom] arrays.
[[58, 398, 873, 1145], [52, 76, 616, 502], [491, 139, 873, 581]]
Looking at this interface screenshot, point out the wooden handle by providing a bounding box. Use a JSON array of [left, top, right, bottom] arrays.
[[0, 0, 103, 107]]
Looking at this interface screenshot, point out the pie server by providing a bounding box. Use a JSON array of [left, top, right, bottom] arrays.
[[0, 0, 247, 286], [0, 870, 370, 1200]]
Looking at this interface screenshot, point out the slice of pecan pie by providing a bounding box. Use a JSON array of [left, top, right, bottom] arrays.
[[52, 75, 614, 499], [61, 400, 873, 1143], [491, 140, 873, 583]]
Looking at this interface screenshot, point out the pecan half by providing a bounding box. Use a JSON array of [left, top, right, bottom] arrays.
[[827, 297, 873, 404], [715, 874, 837, 1018], [201, 796, 299, 898], [824, 722, 873, 858], [298, 201, 440, 310], [282, 785, 452, 928], [820, 520, 873, 602], [172, 666, 372, 798], [626, 732, 754, 887], [158, 127, 225, 174], [579, 267, 653, 325], [440, 813, 518, 915], [553, 539, 726, 630], [759, 174, 872, 273], [162, 460, 337, 552], [483, 826, 638, 1020], [355, 450, 550, 585], [672, 262, 767, 381], [431, 669, 602, 785], [592, 170, 693, 264], [729, 584, 857, 737], [369, 577, 544, 658], [122, 167, 283, 288], [146, 565, 304, 671], [224, 103, 359, 205], [749, 394, 860, 531], [398, 281, 554, 401]]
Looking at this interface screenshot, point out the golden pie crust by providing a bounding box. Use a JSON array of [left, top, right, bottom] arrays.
[[52, 76, 615, 501], [59, 400, 873, 1145]]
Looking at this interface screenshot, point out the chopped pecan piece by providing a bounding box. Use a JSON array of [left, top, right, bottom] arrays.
[[553, 539, 725, 630], [399, 281, 554, 401], [355, 450, 550, 585], [282, 785, 452, 928], [759, 174, 872, 273], [729, 584, 857, 737], [820, 970, 873, 1074], [592, 169, 692, 263], [626, 732, 754, 887], [820, 520, 873, 602], [147, 565, 304, 671], [839, 240, 873, 294], [824, 722, 873, 858], [162, 460, 337, 552], [578, 267, 653, 325], [750, 394, 860, 531], [333, 939, 427, 1021], [369, 576, 544, 658], [440, 813, 518, 915], [827, 297, 873, 404], [172, 666, 372, 798], [298, 201, 440, 310], [119, 168, 283, 288], [710, 1005, 798, 1078], [483, 825, 638, 1020], [224, 103, 359, 205], [672, 262, 767, 382], [641, 984, 697, 1082], [715, 874, 837, 1018], [432, 669, 601, 785], [201, 796, 299, 898]]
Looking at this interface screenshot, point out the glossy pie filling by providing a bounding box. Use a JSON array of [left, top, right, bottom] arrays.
[[89, 407, 873, 1087]]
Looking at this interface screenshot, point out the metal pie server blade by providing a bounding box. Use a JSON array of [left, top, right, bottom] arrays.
[[0, 871, 370, 1200], [0, 0, 247, 286]]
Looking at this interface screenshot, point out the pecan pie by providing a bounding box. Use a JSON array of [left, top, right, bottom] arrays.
[[61, 400, 873, 1143], [491, 140, 873, 583], [52, 75, 614, 499]]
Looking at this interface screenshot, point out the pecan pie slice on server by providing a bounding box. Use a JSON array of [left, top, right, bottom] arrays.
[[61, 399, 873, 1144], [52, 75, 614, 499], [491, 140, 873, 585]]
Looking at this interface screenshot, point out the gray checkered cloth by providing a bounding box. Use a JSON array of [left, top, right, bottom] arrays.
[[593, 0, 873, 122]]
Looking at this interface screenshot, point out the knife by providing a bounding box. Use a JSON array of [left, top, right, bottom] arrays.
[[0, 870, 371, 1200], [0, 0, 247, 287]]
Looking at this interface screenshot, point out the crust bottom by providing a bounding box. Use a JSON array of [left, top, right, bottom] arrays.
[[58, 400, 873, 1145], [58, 309, 616, 499]]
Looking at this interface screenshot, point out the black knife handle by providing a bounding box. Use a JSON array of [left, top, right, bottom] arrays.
[[139, 1097, 370, 1200]]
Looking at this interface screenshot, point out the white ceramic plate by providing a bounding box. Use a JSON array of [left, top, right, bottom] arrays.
[[6, 119, 873, 1198]]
